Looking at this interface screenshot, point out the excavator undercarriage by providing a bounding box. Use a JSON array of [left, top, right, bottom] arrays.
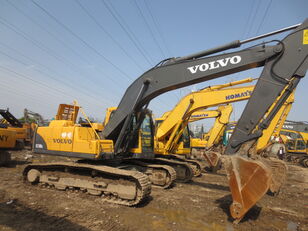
[[24, 162, 152, 206]]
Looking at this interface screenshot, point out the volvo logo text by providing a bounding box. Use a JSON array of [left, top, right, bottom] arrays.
[[187, 56, 242, 74]]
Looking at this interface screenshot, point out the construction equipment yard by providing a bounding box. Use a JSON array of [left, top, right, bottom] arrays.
[[0, 150, 307, 231], [1, 2, 308, 231]]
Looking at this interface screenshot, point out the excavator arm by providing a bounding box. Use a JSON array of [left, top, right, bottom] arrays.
[[202, 104, 233, 149], [23, 109, 47, 126]]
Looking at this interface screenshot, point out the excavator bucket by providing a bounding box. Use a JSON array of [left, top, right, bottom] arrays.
[[203, 151, 221, 172], [223, 156, 272, 222]]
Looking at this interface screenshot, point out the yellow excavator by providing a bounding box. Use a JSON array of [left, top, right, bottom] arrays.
[[33, 103, 177, 191], [153, 105, 232, 176], [102, 78, 291, 189], [284, 137, 308, 167], [190, 104, 233, 156], [155, 78, 254, 155], [0, 128, 16, 165], [280, 120, 308, 167], [26, 20, 307, 222], [157, 104, 233, 156], [152, 78, 254, 178], [0, 108, 35, 165]]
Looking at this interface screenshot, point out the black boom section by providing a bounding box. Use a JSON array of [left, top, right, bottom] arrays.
[[225, 20, 308, 154]]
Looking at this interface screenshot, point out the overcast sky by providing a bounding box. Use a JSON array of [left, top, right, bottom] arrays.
[[0, 0, 307, 130]]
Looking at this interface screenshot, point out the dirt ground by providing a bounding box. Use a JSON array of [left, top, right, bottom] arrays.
[[0, 150, 307, 231]]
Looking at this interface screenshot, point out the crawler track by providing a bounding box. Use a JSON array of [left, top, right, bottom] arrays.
[[155, 154, 203, 177], [23, 162, 151, 206], [121, 160, 177, 189], [137, 158, 194, 182]]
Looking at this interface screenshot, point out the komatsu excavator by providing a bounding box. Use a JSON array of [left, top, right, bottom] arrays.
[[189, 105, 233, 159], [279, 119, 308, 167], [155, 104, 232, 164], [27, 20, 308, 222], [153, 78, 255, 176], [154, 105, 232, 176], [155, 79, 254, 153], [158, 104, 233, 155]]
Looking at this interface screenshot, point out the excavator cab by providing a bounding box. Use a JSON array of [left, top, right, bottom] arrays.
[[286, 138, 307, 153], [129, 111, 155, 156]]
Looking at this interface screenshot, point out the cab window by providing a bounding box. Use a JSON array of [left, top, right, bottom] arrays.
[[286, 140, 295, 150], [296, 140, 306, 150]]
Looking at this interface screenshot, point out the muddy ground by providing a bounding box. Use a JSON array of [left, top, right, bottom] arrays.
[[0, 150, 307, 231]]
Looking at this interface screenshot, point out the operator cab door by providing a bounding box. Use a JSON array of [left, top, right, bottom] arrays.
[[294, 139, 307, 154], [182, 125, 191, 149], [177, 125, 191, 149], [140, 113, 154, 153], [286, 139, 307, 154]]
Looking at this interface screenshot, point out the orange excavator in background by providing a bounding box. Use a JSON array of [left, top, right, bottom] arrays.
[[27, 20, 307, 222]]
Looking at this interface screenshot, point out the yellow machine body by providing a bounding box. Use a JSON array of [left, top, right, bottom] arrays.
[[6, 126, 28, 140], [33, 105, 114, 159], [0, 128, 16, 149]]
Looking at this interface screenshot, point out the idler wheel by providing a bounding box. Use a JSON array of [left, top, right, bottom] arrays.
[[27, 169, 41, 183]]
